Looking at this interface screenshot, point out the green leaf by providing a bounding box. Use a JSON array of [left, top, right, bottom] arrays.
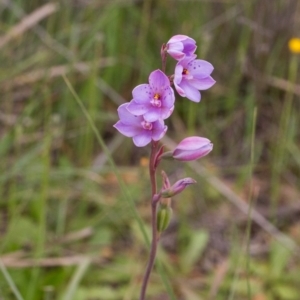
[[89, 227, 112, 246], [180, 229, 209, 273], [272, 284, 299, 300], [74, 287, 120, 300], [4, 217, 39, 251], [270, 241, 291, 278]]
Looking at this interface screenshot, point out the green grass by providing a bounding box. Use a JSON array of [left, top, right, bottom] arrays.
[[1, 0, 300, 299]]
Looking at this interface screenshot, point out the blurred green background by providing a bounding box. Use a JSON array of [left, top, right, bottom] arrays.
[[1, 0, 300, 299]]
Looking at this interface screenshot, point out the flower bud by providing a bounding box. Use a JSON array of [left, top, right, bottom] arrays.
[[166, 35, 197, 60], [161, 177, 196, 198], [172, 136, 213, 161], [157, 205, 172, 232]]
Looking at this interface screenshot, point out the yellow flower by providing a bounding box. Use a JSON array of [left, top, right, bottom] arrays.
[[288, 38, 300, 54]]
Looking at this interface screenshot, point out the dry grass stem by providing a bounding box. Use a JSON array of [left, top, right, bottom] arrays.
[[265, 75, 300, 96], [0, 255, 96, 268], [1, 58, 116, 90], [0, 3, 58, 48]]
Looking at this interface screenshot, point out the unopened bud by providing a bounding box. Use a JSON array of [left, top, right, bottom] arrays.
[[172, 136, 213, 161], [166, 35, 197, 61], [157, 205, 172, 232], [161, 177, 196, 198]]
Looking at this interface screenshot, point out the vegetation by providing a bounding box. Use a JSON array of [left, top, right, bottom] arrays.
[[0, 0, 300, 299]]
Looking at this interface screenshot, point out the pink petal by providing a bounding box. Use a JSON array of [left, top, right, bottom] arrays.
[[152, 119, 167, 141], [143, 107, 161, 122], [174, 64, 184, 85], [167, 35, 192, 43], [127, 100, 150, 116], [188, 59, 214, 78], [160, 106, 174, 119], [189, 76, 216, 90], [132, 84, 152, 103], [133, 132, 152, 147], [162, 87, 175, 107], [176, 137, 211, 150], [152, 125, 167, 141], [167, 49, 185, 60], [173, 136, 213, 161], [113, 121, 142, 137], [118, 103, 142, 125], [149, 69, 170, 92], [174, 81, 186, 97], [179, 80, 201, 102], [182, 40, 197, 54], [167, 42, 184, 52]]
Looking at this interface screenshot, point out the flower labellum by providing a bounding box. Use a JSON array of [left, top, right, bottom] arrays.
[[172, 136, 213, 161], [166, 35, 197, 61]]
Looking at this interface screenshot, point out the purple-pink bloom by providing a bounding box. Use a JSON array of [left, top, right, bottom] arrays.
[[127, 70, 175, 122], [174, 55, 215, 102], [113, 103, 167, 147], [166, 35, 197, 61], [172, 136, 213, 161]]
